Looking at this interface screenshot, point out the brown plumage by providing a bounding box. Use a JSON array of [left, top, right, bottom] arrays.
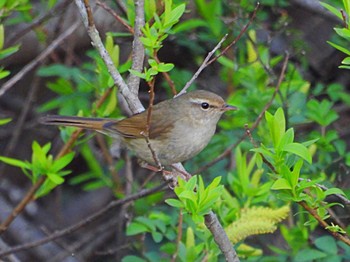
[[40, 90, 236, 165]]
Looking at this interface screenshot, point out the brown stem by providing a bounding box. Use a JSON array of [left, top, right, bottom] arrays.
[[298, 201, 350, 246], [96, 0, 134, 34]]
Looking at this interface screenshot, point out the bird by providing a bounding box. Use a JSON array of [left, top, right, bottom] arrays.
[[40, 90, 236, 167]]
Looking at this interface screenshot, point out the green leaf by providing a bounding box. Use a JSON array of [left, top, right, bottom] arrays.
[[335, 27, 350, 39], [103, 86, 117, 116], [0, 45, 20, 60], [314, 236, 337, 255], [294, 248, 327, 261], [278, 128, 294, 149], [324, 188, 346, 197], [157, 63, 174, 72], [52, 152, 74, 172], [122, 256, 146, 262], [320, 2, 343, 20], [126, 222, 149, 235], [291, 159, 303, 188], [327, 41, 350, 56], [151, 231, 163, 243], [129, 69, 146, 79], [341, 56, 350, 65], [0, 24, 4, 49], [282, 143, 312, 164], [271, 178, 292, 190], [0, 156, 30, 169], [46, 172, 64, 184], [46, 79, 74, 95], [0, 118, 11, 125], [265, 108, 285, 148], [164, 3, 186, 28], [173, 19, 208, 33], [165, 198, 184, 208]]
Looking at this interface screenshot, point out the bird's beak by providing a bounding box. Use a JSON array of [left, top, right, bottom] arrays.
[[222, 104, 238, 111]]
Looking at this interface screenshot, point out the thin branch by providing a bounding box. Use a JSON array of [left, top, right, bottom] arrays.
[[207, 2, 260, 65], [96, 0, 134, 34], [298, 178, 350, 205], [177, 2, 260, 97], [154, 54, 177, 95], [205, 212, 239, 262], [298, 201, 350, 246], [176, 34, 228, 97], [127, 0, 145, 94], [75, 0, 144, 113], [0, 183, 168, 257], [6, 0, 72, 45], [0, 20, 80, 98]]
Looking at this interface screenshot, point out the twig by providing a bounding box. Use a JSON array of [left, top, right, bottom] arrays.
[[154, 54, 177, 95], [6, 0, 72, 45], [176, 34, 228, 97], [298, 201, 350, 246], [0, 20, 80, 98], [75, 0, 143, 113], [177, 2, 260, 97], [207, 2, 260, 65], [127, 0, 145, 94], [0, 176, 46, 235], [0, 182, 168, 257], [298, 178, 350, 205], [171, 211, 183, 262], [96, 0, 134, 34], [205, 212, 239, 262]]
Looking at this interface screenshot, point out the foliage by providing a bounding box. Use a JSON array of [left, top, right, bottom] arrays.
[[166, 175, 223, 223], [0, 142, 74, 197], [321, 0, 350, 69], [1, 0, 350, 261]]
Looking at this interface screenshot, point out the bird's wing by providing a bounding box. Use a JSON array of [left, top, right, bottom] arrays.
[[103, 109, 174, 139]]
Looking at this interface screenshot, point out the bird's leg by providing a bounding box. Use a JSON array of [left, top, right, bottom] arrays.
[[138, 161, 177, 187], [170, 163, 192, 181]]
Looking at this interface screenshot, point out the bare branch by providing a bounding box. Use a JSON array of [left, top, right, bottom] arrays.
[[75, 0, 144, 113], [176, 34, 228, 97], [127, 0, 145, 94], [0, 20, 80, 98]]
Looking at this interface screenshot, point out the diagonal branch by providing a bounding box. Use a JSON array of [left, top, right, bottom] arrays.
[[0, 20, 80, 98], [75, 0, 144, 113]]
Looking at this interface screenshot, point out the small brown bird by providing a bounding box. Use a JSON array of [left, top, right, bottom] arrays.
[[40, 90, 236, 166]]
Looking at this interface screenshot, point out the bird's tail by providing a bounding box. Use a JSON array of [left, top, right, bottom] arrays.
[[39, 115, 111, 131]]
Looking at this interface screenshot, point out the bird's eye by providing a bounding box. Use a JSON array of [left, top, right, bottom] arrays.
[[201, 102, 210, 110]]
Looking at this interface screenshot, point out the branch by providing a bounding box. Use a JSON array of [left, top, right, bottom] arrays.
[[177, 2, 260, 97], [205, 212, 239, 262], [0, 183, 168, 257], [207, 2, 260, 65], [0, 20, 80, 98], [298, 201, 350, 246], [127, 0, 145, 94], [176, 34, 228, 97], [75, 0, 144, 113]]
